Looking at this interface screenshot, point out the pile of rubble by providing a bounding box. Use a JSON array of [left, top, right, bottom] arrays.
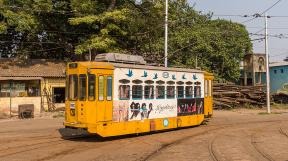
[[213, 83, 266, 109]]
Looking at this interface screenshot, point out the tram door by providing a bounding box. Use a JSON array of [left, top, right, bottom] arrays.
[[94, 69, 113, 122], [204, 78, 213, 117]]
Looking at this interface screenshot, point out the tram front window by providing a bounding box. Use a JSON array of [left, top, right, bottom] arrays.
[[88, 74, 96, 101], [69, 74, 78, 101], [79, 74, 87, 101]]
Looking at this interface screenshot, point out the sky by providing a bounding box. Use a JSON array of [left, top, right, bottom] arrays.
[[189, 0, 288, 62]]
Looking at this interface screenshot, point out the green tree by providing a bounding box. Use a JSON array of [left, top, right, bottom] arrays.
[[0, 0, 252, 81]]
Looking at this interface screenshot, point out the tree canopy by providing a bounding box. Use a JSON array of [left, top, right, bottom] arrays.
[[0, 0, 252, 81]]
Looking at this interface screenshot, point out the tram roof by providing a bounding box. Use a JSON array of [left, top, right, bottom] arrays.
[[111, 63, 204, 73]]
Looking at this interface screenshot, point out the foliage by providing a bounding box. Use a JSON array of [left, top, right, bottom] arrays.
[[0, 0, 252, 81]]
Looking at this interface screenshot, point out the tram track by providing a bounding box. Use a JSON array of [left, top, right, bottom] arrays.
[[141, 119, 288, 161], [250, 132, 275, 161], [0, 138, 66, 158], [141, 126, 224, 161], [279, 127, 288, 138], [208, 136, 220, 161], [0, 134, 93, 159]]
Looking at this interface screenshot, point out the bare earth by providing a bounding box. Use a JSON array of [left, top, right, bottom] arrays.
[[0, 109, 288, 161]]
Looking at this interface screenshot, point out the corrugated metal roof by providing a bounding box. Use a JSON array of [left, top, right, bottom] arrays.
[[0, 77, 43, 80], [270, 62, 288, 67], [0, 59, 66, 78]]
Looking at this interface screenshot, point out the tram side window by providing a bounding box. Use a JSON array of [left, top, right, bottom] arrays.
[[88, 74, 96, 101], [177, 86, 184, 98], [204, 80, 209, 97], [194, 86, 201, 97], [79, 74, 87, 101], [185, 86, 193, 98], [107, 76, 112, 101], [209, 80, 212, 97], [167, 86, 175, 99], [69, 74, 78, 100], [119, 85, 130, 100], [98, 76, 104, 101], [132, 85, 142, 99], [65, 77, 69, 100], [156, 86, 165, 99], [145, 86, 154, 99]]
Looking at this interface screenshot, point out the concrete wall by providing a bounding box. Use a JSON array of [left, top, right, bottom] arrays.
[[0, 97, 41, 116], [0, 77, 66, 116], [262, 65, 288, 93]]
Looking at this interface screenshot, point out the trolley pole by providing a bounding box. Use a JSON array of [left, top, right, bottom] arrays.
[[265, 14, 271, 114], [164, 0, 168, 67]]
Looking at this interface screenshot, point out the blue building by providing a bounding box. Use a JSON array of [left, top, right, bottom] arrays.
[[262, 62, 288, 93]]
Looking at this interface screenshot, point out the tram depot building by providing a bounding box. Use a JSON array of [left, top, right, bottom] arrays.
[[0, 59, 66, 116]]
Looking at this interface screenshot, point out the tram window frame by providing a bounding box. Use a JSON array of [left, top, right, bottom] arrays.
[[68, 74, 78, 101], [156, 86, 165, 99], [144, 85, 154, 99], [98, 76, 104, 101], [167, 86, 175, 99], [132, 85, 143, 100], [107, 76, 113, 101], [88, 74, 96, 101], [119, 85, 130, 100], [177, 86, 184, 98], [185, 86, 193, 98], [79, 74, 87, 101]]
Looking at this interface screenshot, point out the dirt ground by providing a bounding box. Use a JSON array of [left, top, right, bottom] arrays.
[[0, 108, 288, 161]]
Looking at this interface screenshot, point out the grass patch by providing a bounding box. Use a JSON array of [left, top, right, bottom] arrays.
[[258, 111, 283, 115], [52, 112, 64, 118], [271, 103, 288, 109]]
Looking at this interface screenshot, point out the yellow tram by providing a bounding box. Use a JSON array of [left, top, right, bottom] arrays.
[[64, 53, 213, 137]]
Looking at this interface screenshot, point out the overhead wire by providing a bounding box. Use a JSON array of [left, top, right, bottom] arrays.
[[241, 0, 283, 24]]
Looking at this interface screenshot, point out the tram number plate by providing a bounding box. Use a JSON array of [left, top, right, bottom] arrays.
[[70, 103, 75, 109]]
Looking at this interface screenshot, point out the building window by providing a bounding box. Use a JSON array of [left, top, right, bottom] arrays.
[[145, 86, 154, 99], [167, 86, 175, 99], [156, 86, 165, 99], [0, 80, 40, 97], [69, 75, 78, 100], [53, 87, 65, 103], [107, 76, 113, 101], [274, 70, 277, 74], [281, 69, 284, 73], [26, 80, 40, 97], [88, 74, 96, 101], [185, 86, 193, 98], [132, 85, 142, 99], [177, 86, 184, 98], [119, 85, 130, 100], [79, 74, 87, 101], [98, 76, 104, 101]]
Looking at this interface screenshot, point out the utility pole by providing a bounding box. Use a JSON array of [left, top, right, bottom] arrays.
[[164, 0, 168, 67], [265, 13, 271, 114]]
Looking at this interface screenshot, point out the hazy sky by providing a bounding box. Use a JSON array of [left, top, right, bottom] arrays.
[[189, 0, 288, 62]]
